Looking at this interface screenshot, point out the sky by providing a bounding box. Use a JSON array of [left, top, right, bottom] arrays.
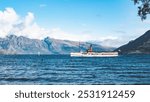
[[0, 0, 150, 47]]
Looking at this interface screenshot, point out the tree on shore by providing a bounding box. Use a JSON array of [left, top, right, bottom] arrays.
[[133, 0, 150, 20]]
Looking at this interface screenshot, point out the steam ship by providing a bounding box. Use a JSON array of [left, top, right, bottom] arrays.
[[70, 45, 118, 57]]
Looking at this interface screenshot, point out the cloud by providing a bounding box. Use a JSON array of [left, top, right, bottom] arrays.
[[0, 8, 19, 37], [89, 35, 131, 47], [0, 7, 93, 41], [11, 12, 49, 39], [96, 36, 122, 47], [0, 7, 49, 39], [99, 37, 125, 47], [0, 7, 127, 47], [0, 8, 97, 42], [49, 28, 92, 41], [0, 8, 19, 24]]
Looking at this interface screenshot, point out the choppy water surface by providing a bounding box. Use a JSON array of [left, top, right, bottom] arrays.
[[0, 55, 150, 85]]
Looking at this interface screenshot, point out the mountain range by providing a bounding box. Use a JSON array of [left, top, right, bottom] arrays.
[[0, 30, 150, 55], [0, 35, 113, 54], [115, 30, 150, 54]]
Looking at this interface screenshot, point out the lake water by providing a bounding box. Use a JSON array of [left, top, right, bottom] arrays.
[[0, 55, 150, 85]]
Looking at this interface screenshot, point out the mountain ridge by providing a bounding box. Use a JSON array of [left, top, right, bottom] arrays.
[[115, 30, 150, 54], [0, 35, 113, 54]]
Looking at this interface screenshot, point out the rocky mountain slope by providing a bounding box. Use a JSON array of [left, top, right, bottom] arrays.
[[0, 35, 112, 54], [115, 30, 150, 54]]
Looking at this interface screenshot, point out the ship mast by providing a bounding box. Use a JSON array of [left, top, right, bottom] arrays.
[[87, 44, 92, 53], [79, 42, 81, 52]]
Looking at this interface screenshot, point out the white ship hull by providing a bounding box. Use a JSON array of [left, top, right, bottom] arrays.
[[70, 52, 118, 57]]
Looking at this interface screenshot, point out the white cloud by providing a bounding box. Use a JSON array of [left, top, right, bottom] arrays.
[[0, 7, 49, 39], [0, 8, 19, 24], [0, 7, 127, 47], [0, 8, 19, 37], [11, 12, 49, 39], [99, 37, 126, 47], [24, 12, 34, 26], [90, 36, 125, 47], [0, 7, 92, 41], [49, 28, 92, 41]]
